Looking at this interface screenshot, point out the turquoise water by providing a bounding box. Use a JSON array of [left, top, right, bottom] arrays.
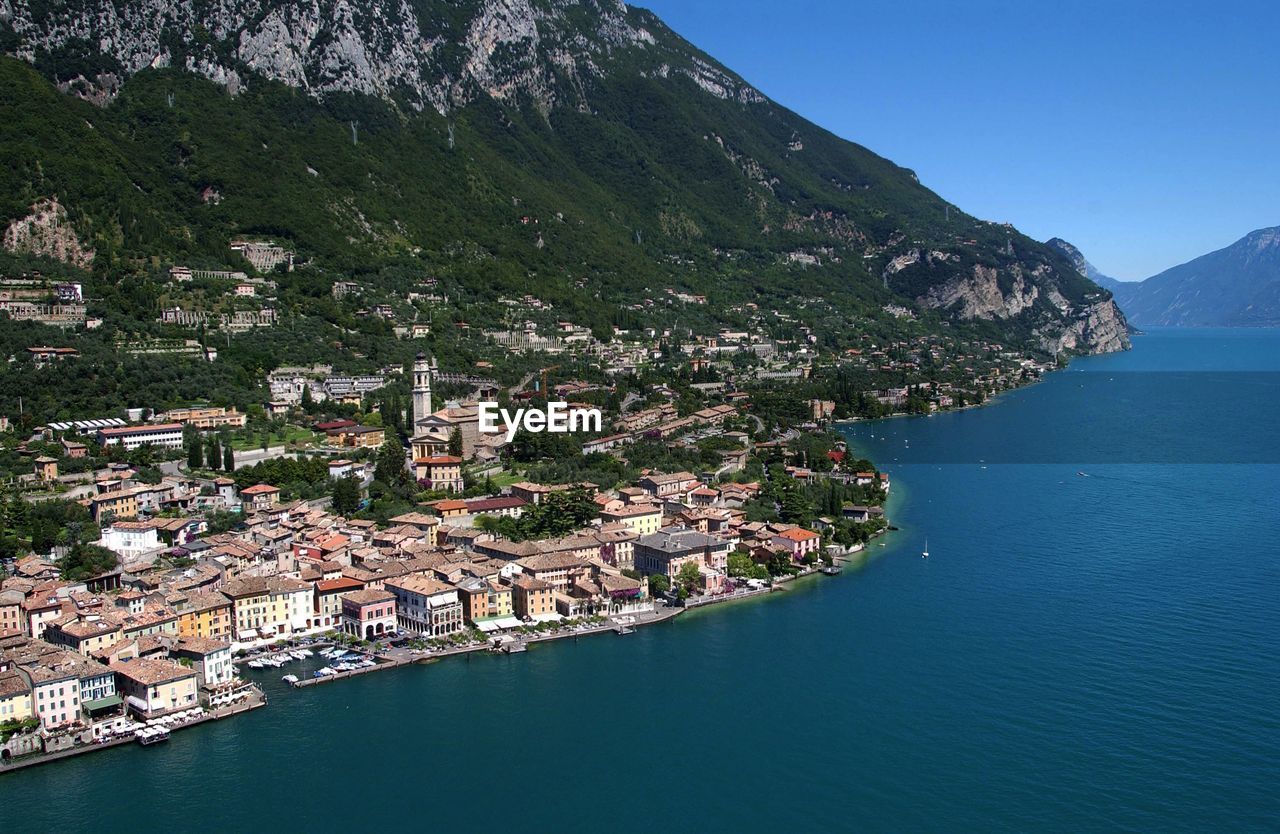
[[2, 328, 1278, 831]]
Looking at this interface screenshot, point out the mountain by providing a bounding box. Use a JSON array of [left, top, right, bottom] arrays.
[[1045, 238, 1126, 293], [0, 0, 1128, 355], [1097, 228, 1280, 327]]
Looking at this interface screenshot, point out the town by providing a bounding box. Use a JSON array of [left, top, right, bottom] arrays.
[[0, 246, 1062, 770]]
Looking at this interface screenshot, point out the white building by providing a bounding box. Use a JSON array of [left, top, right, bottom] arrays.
[[99, 521, 160, 559], [97, 422, 184, 451], [384, 576, 463, 638], [19, 665, 80, 730], [171, 638, 235, 689]]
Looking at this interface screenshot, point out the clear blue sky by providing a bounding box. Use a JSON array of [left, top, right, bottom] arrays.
[[637, 0, 1279, 280]]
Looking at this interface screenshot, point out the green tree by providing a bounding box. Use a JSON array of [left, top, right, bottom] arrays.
[[374, 437, 408, 489], [676, 560, 701, 595], [728, 551, 766, 579], [332, 475, 361, 516], [206, 437, 222, 472], [58, 543, 119, 581], [187, 438, 203, 470], [447, 427, 463, 458], [222, 446, 235, 471], [648, 573, 670, 597]]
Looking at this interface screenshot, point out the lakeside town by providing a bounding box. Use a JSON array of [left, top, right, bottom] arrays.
[[0, 247, 1065, 770]]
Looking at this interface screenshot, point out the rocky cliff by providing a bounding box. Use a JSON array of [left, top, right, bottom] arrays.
[[2, 0, 1129, 355], [1, 0, 757, 114], [2, 197, 95, 267], [910, 259, 1129, 354]]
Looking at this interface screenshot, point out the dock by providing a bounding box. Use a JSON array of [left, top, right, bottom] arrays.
[[0, 687, 267, 775]]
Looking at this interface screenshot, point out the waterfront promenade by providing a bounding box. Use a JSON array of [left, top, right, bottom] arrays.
[[1, 568, 845, 774], [0, 686, 267, 774]]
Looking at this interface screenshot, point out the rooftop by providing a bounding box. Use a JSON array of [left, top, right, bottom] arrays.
[[110, 657, 195, 686]]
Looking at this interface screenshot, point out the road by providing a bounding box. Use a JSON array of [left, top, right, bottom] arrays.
[[162, 444, 299, 478], [510, 370, 539, 395]]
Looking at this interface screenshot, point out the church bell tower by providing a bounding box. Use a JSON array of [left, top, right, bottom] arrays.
[[412, 353, 433, 428]]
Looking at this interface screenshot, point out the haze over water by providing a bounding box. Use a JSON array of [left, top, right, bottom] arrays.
[[2, 329, 1277, 832]]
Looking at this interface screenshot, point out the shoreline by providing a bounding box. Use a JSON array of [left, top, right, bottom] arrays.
[[832, 335, 1137, 435], [0, 553, 883, 777], [0, 687, 267, 775]]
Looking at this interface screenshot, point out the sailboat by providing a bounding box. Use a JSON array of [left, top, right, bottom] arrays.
[[921, 538, 929, 559]]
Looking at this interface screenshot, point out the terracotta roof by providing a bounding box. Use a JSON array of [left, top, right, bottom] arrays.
[[240, 484, 280, 495], [98, 422, 183, 437], [384, 575, 455, 597], [316, 577, 364, 594], [172, 636, 230, 655], [342, 588, 395, 606], [109, 657, 195, 686]]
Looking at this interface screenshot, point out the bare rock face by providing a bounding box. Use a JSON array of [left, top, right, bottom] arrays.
[[1036, 298, 1130, 355], [918, 264, 1038, 320], [918, 263, 1130, 355], [2, 0, 761, 114], [3, 198, 95, 268]]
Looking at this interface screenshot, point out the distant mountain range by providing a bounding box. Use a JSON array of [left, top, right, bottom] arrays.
[[1047, 228, 1280, 327], [1044, 238, 1126, 293]]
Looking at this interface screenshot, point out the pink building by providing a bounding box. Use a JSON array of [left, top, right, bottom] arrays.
[[771, 527, 821, 562], [341, 589, 397, 640]]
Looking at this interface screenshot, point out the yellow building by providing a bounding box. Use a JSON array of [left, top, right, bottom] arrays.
[[222, 576, 311, 643], [329, 425, 385, 448], [44, 614, 124, 656], [600, 503, 663, 536], [88, 489, 138, 523], [0, 670, 33, 723], [511, 575, 556, 619], [176, 592, 233, 641], [414, 455, 464, 491], [166, 406, 248, 430], [109, 658, 199, 719], [457, 578, 514, 624]]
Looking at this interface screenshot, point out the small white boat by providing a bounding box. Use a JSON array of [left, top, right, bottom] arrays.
[[248, 660, 264, 669], [298, 648, 314, 657], [315, 666, 336, 677], [282, 674, 299, 684], [922, 538, 929, 559], [289, 650, 307, 660]]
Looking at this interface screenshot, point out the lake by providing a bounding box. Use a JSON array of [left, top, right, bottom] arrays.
[[2, 328, 1277, 832]]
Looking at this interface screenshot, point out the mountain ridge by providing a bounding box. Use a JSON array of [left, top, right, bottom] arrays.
[[1045, 237, 1127, 293], [1, 0, 1129, 355], [1050, 229, 1280, 327]]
